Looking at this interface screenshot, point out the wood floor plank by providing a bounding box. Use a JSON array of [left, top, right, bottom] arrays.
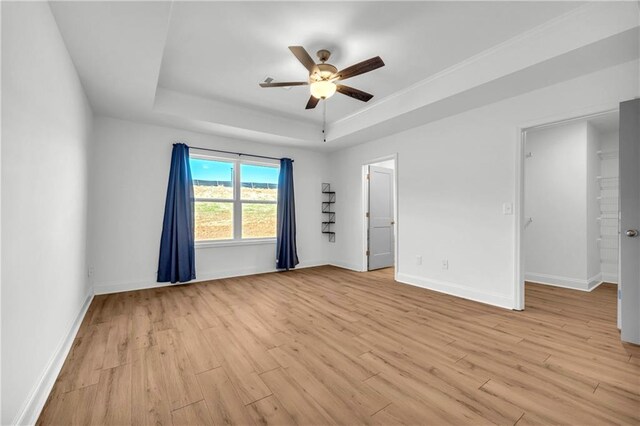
[[174, 315, 221, 374], [57, 321, 110, 392], [171, 400, 212, 426], [37, 384, 97, 426], [131, 313, 156, 349], [85, 295, 110, 325], [481, 377, 629, 425], [594, 382, 640, 422], [90, 364, 132, 426], [278, 341, 390, 416], [267, 346, 371, 424], [103, 314, 132, 369], [217, 315, 279, 374], [202, 326, 273, 405], [259, 367, 335, 425], [360, 351, 523, 425], [37, 266, 640, 426], [185, 295, 223, 330], [366, 373, 477, 425], [156, 328, 204, 411], [196, 367, 256, 426], [246, 395, 295, 426], [131, 346, 172, 426]]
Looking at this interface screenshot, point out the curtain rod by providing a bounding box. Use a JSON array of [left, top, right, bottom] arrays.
[[188, 145, 291, 162]]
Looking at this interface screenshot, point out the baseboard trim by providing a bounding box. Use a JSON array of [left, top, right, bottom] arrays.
[[525, 272, 604, 292], [588, 273, 604, 291], [396, 272, 514, 310], [93, 260, 330, 295], [328, 261, 364, 272], [14, 289, 94, 426]]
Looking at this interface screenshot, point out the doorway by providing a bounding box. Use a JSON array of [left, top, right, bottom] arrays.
[[516, 103, 640, 344], [362, 155, 397, 273]]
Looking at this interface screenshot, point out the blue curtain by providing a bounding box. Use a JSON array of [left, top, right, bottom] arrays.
[[157, 143, 196, 283], [276, 158, 299, 270]]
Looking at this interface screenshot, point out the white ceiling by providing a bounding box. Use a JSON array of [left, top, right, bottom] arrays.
[[158, 1, 582, 123], [48, 1, 639, 150]]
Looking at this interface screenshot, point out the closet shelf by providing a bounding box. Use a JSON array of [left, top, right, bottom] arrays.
[[597, 196, 618, 202], [597, 176, 619, 189], [598, 213, 618, 220], [597, 146, 619, 276], [321, 183, 335, 243], [597, 150, 619, 160]]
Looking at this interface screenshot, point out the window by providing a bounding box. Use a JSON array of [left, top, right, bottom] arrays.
[[190, 155, 279, 243]]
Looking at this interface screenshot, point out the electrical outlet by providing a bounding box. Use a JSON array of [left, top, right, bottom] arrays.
[[87, 267, 94, 278], [503, 202, 513, 215], [442, 260, 449, 270], [416, 255, 422, 265]]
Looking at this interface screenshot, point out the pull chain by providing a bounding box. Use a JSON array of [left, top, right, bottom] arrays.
[[322, 100, 327, 143]]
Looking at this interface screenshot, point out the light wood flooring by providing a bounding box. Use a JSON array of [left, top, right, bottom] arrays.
[[38, 266, 640, 425]]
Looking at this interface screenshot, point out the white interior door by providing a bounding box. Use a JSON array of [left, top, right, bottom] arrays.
[[368, 165, 394, 270], [619, 98, 640, 344]]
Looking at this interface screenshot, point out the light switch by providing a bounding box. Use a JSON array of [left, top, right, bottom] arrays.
[[503, 203, 513, 215]]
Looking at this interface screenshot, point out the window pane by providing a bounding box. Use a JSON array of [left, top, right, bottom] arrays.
[[242, 203, 277, 239], [195, 201, 233, 240], [241, 164, 278, 201], [190, 158, 234, 199]]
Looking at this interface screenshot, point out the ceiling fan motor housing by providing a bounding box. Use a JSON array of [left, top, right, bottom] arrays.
[[313, 63, 337, 82]]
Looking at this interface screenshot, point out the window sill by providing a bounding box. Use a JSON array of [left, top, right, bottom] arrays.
[[195, 238, 276, 249]]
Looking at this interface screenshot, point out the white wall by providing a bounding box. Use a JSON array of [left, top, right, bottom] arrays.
[[1, 2, 94, 424], [524, 121, 597, 290], [89, 116, 330, 294], [327, 60, 639, 309]]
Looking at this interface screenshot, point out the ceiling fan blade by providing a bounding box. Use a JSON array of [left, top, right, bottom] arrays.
[[336, 84, 374, 102], [336, 56, 385, 81], [305, 96, 319, 110], [289, 46, 318, 73], [259, 81, 308, 88]]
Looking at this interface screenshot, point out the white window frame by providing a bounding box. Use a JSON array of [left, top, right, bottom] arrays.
[[190, 152, 279, 247]]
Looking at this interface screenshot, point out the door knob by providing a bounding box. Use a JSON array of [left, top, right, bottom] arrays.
[[391, 220, 395, 225], [626, 229, 639, 237]]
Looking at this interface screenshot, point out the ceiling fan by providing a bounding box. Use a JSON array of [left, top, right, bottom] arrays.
[[259, 46, 385, 110]]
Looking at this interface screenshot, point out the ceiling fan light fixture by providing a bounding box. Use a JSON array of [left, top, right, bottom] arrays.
[[310, 80, 337, 99], [261, 47, 384, 109]]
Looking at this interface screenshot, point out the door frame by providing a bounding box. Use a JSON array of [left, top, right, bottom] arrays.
[[361, 154, 398, 280], [514, 105, 619, 311]]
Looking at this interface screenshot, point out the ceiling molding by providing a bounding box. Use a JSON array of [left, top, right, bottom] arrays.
[[326, 30, 639, 148], [154, 87, 323, 145], [330, 2, 599, 127], [326, 1, 640, 144], [49, 1, 639, 151]]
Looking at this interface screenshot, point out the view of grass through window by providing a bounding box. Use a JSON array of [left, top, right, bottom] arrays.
[[190, 157, 278, 241]]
